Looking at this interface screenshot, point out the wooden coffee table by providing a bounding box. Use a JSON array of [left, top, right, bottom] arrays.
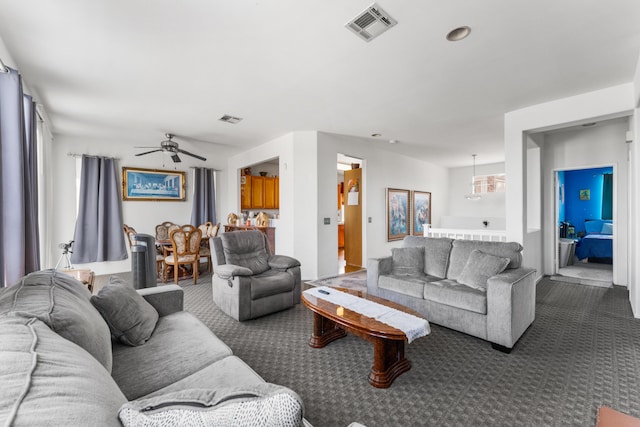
[[302, 288, 426, 388]]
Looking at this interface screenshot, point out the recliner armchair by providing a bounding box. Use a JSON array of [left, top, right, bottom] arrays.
[[210, 230, 301, 321]]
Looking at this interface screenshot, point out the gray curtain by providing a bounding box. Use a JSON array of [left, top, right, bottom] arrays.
[[71, 155, 127, 263], [190, 168, 217, 226], [0, 68, 40, 286]]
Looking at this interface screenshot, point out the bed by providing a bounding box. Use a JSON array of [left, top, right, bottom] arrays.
[[575, 219, 613, 261]]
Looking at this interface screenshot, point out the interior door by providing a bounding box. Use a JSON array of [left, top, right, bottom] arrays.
[[343, 167, 362, 269]]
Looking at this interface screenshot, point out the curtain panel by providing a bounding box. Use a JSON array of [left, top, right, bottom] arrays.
[[602, 173, 613, 220], [71, 155, 127, 263], [0, 68, 40, 286], [190, 168, 217, 226]]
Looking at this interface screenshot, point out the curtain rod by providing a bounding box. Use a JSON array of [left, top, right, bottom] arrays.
[[0, 56, 8, 73], [190, 166, 221, 171], [67, 153, 121, 160]]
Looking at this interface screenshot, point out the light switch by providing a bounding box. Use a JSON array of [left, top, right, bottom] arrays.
[[324, 218, 330, 225], [368, 217, 372, 223]]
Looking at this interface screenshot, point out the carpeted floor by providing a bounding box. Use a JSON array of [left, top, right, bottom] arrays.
[[110, 273, 640, 426]]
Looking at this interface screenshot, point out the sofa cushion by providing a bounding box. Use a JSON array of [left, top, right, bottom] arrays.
[[221, 230, 270, 275], [111, 311, 233, 400], [424, 279, 487, 315], [90, 276, 159, 346], [447, 240, 523, 280], [391, 246, 424, 276], [251, 270, 295, 300], [0, 269, 113, 372], [0, 314, 126, 426], [119, 384, 304, 427], [143, 356, 265, 398], [379, 273, 435, 299], [457, 250, 510, 291], [402, 236, 453, 278]]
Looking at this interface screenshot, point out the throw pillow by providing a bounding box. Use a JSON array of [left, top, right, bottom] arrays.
[[118, 385, 304, 427], [90, 276, 159, 346], [601, 222, 613, 235], [391, 246, 424, 276], [457, 249, 510, 291], [585, 220, 603, 234]]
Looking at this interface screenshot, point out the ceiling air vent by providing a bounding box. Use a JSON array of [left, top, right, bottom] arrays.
[[219, 114, 243, 124], [345, 3, 397, 42]]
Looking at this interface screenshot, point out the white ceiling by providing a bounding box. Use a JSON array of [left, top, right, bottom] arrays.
[[1, 1, 639, 167]]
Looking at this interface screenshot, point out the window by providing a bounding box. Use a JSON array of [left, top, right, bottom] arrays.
[[473, 174, 506, 194]]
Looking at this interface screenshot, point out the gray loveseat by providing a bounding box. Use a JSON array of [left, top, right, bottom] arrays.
[[0, 270, 307, 426], [367, 236, 536, 351]]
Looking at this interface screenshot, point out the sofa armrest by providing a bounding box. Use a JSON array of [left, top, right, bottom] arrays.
[[268, 255, 301, 270], [366, 256, 392, 296], [215, 264, 254, 279], [137, 285, 183, 317], [486, 267, 536, 348]]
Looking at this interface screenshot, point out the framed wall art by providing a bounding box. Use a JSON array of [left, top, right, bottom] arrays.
[[386, 188, 410, 241], [411, 191, 431, 235], [122, 167, 186, 201]]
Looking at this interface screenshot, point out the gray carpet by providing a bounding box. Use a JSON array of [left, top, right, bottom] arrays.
[[153, 276, 640, 426]]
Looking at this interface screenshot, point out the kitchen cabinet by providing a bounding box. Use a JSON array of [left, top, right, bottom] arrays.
[[338, 224, 345, 248], [240, 175, 279, 210], [251, 176, 265, 208], [241, 175, 252, 209]]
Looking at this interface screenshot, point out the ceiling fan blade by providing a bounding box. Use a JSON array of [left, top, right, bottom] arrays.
[[135, 149, 163, 156], [171, 154, 182, 163], [177, 148, 207, 161]]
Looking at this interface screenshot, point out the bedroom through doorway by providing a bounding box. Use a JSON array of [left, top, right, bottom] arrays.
[[553, 166, 614, 287]]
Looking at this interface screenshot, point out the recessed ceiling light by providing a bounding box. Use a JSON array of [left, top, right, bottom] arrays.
[[389, 139, 398, 144], [446, 26, 471, 41], [371, 133, 382, 137]]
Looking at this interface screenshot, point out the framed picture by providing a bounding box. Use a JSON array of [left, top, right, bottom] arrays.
[[411, 191, 432, 235], [386, 188, 410, 241], [579, 189, 590, 201], [122, 167, 186, 201]]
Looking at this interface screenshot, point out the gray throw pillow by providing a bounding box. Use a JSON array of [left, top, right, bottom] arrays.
[[90, 276, 159, 346], [457, 249, 510, 291], [118, 384, 304, 427], [391, 246, 424, 276]]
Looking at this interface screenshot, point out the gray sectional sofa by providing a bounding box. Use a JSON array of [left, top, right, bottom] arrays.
[[0, 270, 307, 426], [367, 236, 536, 351]]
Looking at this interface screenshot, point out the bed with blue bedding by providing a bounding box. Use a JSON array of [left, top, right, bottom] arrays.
[[575, 219, 613, 261]]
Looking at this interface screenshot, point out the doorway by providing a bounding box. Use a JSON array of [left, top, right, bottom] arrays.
[[553, 166, 614, 287], [337, 154, 363, 274]]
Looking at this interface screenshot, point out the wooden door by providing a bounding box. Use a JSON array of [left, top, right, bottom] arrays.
[[264, 177, 276, 209], [343, 168, 362, 269], [251, 176, 265, 208], [241, 175, 252, 210], [275, 177, 279, 209]]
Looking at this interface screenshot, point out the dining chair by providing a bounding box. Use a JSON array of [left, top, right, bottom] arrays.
[[163, 226, 202, 285], [155, 221, 176, 243], [123, 224, 137, 248], [197, 222, 214, 273]]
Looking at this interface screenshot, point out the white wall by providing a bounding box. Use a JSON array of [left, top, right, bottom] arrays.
[[49, 135, 237, 275], [541, 119, 629, 284], [316, 132, 449, 278], [444, 162, 506, 230], [505, 83, 636, 295]]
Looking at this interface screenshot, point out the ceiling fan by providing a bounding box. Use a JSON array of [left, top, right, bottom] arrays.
[[135, 133, 207, 163]]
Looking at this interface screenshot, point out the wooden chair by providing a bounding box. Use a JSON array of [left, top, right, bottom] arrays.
[[155, 221, 176, 243], [123, 224, 137, 247], [163, 226, 202, 285], [209, 222, 221, 237], [198, 222, 214, 272]]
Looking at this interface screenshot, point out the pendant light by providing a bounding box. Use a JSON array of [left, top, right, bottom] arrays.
[[464, 154, 481, 201]]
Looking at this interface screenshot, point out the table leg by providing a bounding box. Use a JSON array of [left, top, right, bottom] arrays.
[[308, 312, 347, 348], [368, 337, 411, 388]]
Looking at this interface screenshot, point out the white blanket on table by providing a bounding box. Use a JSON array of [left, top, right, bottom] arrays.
[[304, 286, 430, 343]]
